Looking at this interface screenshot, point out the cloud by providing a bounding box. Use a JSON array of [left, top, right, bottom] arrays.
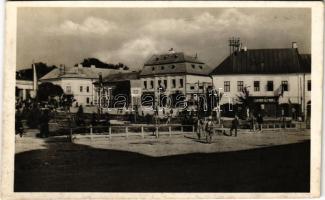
[[45, 16, 117, 36], [92, 37, 175, 69]]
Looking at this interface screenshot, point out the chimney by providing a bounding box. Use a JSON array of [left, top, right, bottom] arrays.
[[59, 64, 64, 75], [292, 42, 298, 49]]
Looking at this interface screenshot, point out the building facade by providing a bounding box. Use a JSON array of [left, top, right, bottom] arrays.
[[40, 65, 112, 107], [93, 71, 141, 113], [139, 51, 213, 110], [210, 46, 311, 119]]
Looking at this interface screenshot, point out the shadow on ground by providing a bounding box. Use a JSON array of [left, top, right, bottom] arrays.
[[15, 138, 310, 192]]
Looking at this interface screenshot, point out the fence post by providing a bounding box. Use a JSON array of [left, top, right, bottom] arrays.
[[169, 126, 172, 137], [126, 126, 128, 139], [192, 125, 195, 134], [90, 125, 93, 140], [70, 127, 73, 143], [109, 126, 112, 140], [181, 126, 183, 132], [156, 126, 159, 138], [141, 126, 144, 139]]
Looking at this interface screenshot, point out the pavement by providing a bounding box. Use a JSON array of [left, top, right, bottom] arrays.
[[16, 128, 310, 156]]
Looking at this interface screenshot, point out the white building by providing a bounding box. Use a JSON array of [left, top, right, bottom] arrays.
[[40, 65, 112, 107], [210, 46, 311, 119], [16, 80, 34, 100], [140, 51, 213, 109]]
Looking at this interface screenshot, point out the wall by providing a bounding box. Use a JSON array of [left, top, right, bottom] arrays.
[[212, 73, 311, 113]]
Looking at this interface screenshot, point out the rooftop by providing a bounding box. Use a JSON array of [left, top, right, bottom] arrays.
[[140, 52, 212, 76], [40, 66, 114, 80], [210, 48, 311, 75]]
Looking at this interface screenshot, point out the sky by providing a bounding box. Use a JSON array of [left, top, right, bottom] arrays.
[[17, 7, 311, 70]]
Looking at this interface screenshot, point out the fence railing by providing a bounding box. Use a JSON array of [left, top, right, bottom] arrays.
[[68, 124, 195, 141], [51, 121, 305, 142]]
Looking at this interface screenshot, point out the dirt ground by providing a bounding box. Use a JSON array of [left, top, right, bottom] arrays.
[[15, 129, 310, 192]]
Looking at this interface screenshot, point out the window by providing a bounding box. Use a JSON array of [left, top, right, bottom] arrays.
[[150, 80, 154, 89], [143, 81, 147, 89], [171, 65, 175, 69], [66, 86, 71, 93], [307, 80, 311, 91], [86, 97, 90, 104], [86, 86, 90, 93], [199, 65, 203, 69], [158, 80, 162, 88], [224, 81, 230, 92], [179, 79, 184, 88], [80, 86, 83, 92], [155, 57, 159, 61], [161, 66, 165, 70], [172, 79, 176, 88], [199, 86, 204, 90], [152, 67, 155, 71], [190, 86, 195, 90], [164, 80, 167, 88], [237, 81, 244, 92], [281, 81, 288, 91], [191, 64, 195, 69], [267, 81, 274, 91], [254, 81, 260, 91]]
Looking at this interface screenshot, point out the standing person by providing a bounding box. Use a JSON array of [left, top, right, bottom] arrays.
[[196, 118, 204, 140], [40, 109, 50, 138], [249, 115, 256, 132], [230, 115, 239, 137], [205, 116, 214, 143], [15, 107, 24, 137], [291, 107, 296, 121], [256, 113, 263, 132]]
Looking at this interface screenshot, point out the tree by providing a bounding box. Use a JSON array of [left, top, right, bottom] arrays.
[[236, 86, 254, 119], [80, 58, 129, 70], [16, 62, 57, 80], [37, 82, 64, 102], [60, 94, 76, 111]]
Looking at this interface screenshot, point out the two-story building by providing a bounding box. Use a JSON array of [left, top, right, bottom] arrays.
[[40, 64, 112, 107], [210, 46, 311, 119], [139, 51, 213, 110]]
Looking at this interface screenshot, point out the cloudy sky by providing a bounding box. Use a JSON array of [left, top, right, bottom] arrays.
[[17, 7, 311, 70]]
